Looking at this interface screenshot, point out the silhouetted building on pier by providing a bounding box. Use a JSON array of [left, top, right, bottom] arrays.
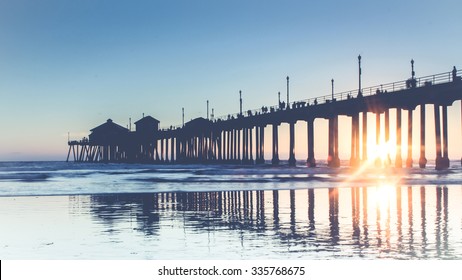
[[134, 116, 160, 162], [88, 119, 130, 162]]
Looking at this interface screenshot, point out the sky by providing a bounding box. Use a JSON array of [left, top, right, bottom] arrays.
[[0, 0, 461, 161]]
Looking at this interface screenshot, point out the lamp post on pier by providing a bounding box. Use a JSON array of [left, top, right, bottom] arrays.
[[331, 79, 334, 100], [358, 55, 362, 96], [239, 90, 242, 116], [411, 59, 415, 79], [286, 76, 290, 108], [278, 91, 281, 108]]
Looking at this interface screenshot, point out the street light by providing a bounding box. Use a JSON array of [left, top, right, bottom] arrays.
[[411, 59, 415, 79], [331, 79, 334, 100], [239, 90, 243, 116], [358, 55, 362, 95]]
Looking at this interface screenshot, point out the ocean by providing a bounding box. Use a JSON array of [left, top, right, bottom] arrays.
[[1, 160, 461, 259]]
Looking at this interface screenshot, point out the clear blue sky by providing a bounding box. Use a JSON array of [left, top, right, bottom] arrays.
[[0, 0, 461, 161]]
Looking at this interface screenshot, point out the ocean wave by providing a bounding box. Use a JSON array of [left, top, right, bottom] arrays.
[[0, 172, 50, 182], [0, 161, 461, 196]]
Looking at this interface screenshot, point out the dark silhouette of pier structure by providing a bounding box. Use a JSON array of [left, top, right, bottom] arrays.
[[67, 61, 462, 170]]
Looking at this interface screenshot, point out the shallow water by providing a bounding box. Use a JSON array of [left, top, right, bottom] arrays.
[[0, 161, 461, 259]]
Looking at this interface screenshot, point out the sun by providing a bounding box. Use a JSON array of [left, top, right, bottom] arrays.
[[368, 141, 397, 166]]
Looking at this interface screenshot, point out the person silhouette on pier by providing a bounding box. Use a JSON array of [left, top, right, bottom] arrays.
[[280, 101, 285, 110], [453, 66, 458, 82]]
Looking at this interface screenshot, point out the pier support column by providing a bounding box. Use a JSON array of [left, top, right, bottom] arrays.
[[185, 138, 189, 161], [256, 126, 265, 164], [196, 136, 200, 160], [230, 130, 233, 162], [222, 131, 226, 162], [208, 133, 213, 161], [224, 132, 228, 162], [221, 131, 225, 161], [375, 113, 381, 167], [350, 116, 356, 166], [187, 138, 191, 161], [210, 133, 215, 162], [242, 128, 247, 163], [419, 105, 427, 168], [198, 136, 204, 162], [190, 136, 197, 161], [288, 121, 296, 166], [217, 132, 222, 162], [307, 119, 316, 167], [350, 114, 359, 167], [181, 138, 184, 162], [406, 110, 413, 168], [171, 137, 175, 163], [161, 139, 165, 162], [103, 146, 108, 162], [245, 128, 248, 162], [204, 136, 208, 161], [259, 125, 265, 164], [272, 123, 280, 165], [245, 128, 249, 163], [385, 109, 391, 166], [233, 129, 237, 162], [199, 135, 204, 161], [245, 128, 248, 163], [442, 105, 450, 168], [395, 108, 403, 168], [434, 104, 443, 170], [228, 131, 232, 161], [237, 129, 242, 162], [197, 136, 201, 160], [204, 135, 208, 161], [231, 130, 234, 162], [261, 126, 265, 163], [334, 116, 340, 167], [212, 132, 217, 161], [355, 114, 360, 165], [226, 130, 230, 161], [254, 127, 259, 164], [249, 127, 254, 164], [328, 117, 335, 167], [222, 131, 225, 161], [176, 136, 181, 163], [362, 112, 367, 162], [165, 138, 169, 162], [209, 134, 213, 161], [154, 139, 159, 161], [66, 145, 72, 162]]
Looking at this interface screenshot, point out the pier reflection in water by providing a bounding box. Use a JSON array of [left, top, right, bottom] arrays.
[[86, 185, 462, 259]]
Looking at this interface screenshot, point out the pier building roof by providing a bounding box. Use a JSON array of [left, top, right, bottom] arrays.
[[89, 119, 129, 144], [135, 116, 160, 133]]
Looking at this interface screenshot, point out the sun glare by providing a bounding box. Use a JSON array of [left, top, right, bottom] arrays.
[[367, 141, 397, 165]]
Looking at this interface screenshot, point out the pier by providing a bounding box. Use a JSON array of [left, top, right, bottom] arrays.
[[67, 61, 462, 170]]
